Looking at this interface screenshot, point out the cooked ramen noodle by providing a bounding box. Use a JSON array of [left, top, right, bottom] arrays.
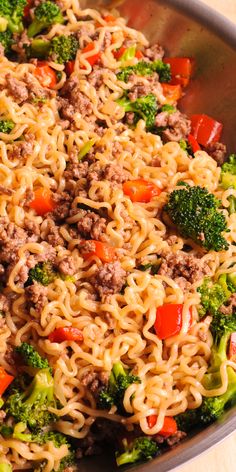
[[0, 0, 236, 470]]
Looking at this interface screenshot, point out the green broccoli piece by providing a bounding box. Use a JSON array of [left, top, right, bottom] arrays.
[[116, 437, 159, 466], [0, 0, 27, 34], [49, 34, 79, 64], [117, 59, 171, 83], [28, 262, 57, 286], [198, 274, 236, 318], [4, 368, 57, 430], [117, 93, 158, 130], [160, 104, 176, 114], [0, 119, 14, 133], [164, 184, 229, 252], [28, 1, 64, 38], [99, 362, 141, 411], [29, 38, 51, 59], [0, 464, 12, 472], [119, 45, 136, 62], [220, 154, 236, 214], [177, 310, 236, 430], [0, 30, 13, 54], [15, 342, 50, 370], [197, 277, 229, 318]]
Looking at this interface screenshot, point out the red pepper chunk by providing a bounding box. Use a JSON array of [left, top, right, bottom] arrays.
[[65, 60, 75, 76], [81, 43, 101, 67], [0, 367, 14, 396], [49, 327, 83, 343], [229, 333, 236, 359], [162, 83, 182, 105], [24, 0, 33, 19], [30, 187, 56, 216], [188, 134, 201, 153], [154, 304, 192, 340], [164, 57, 193, 88], [191, 114, 223, 147], [82, 240, 116, 263], [147, 415, 177, 437], [34, 62, 57, 88], [123, 179, 161, 203]]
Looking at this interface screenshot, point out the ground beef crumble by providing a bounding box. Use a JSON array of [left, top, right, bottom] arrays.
[[91, 261, 126, 297], [25, 281, 48, 312]]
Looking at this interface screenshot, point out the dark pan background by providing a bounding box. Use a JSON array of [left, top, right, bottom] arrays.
[[79, 1, 236, 470]]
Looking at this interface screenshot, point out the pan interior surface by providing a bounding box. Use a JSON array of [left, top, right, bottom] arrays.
[[78, 1, 236, 471]]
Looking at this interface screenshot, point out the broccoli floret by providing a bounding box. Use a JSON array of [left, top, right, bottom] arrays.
[[117, 59, 171, 83], [116, 437, 159, 466], [117, 93, 158, 130], [29, 38, 51, 59], [164, 184, 229, 252], [198, 274, 236, 318], [0, 30, 13, 54], [4, 368, 57, 430], [0, 119, 14, 133], [160, 104, 176, 114], [0, 0, 26, 34], [220, 154, 236, 214], [27, 262, 57, 286], [197, 277, 229, 318], [50, 34, 79, 64], [178, 310, 236, 430], [15, 342, 50, 370], [28, 1, 64, 38], [0, 464, 12, 472], [99, 362, 141, 411]]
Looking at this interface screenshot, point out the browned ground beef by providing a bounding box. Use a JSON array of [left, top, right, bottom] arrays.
[[58, 256, 76, 276], [155, 110, 191, 142], [220, 293, 236, 315], [143, 43, 164, 60], [204, 141, 227, 166], [81, 370, 108, 396], [77, 210, 106, 240], [92, 261, 126, 297], [25, 281, 48, 312]]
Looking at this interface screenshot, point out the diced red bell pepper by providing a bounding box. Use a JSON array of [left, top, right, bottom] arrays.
[[81, 240, 116, 263], [154, 304, 192, 340], [163, 57, 193, 88], [188, 134, 201, 153], [147, 415, 177, 437], [123, 179, 161, 203], [30, 187, 56, 216], [0, 367, 14, 396], [49, 327, 83, 343], [162, 83, 182, 105], [135, 50, 143, 59], [34, 62, 57, 88], [81, 43, 101, 67], [191, 114, 223, 147], [65, 60, 75, 76], [113, 46, 127, 60], [229, 333, 236, 359], [24, 0, 33, 19]]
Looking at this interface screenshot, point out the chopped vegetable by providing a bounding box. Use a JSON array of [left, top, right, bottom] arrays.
[[4, 368, 57, 430], [30, 187, 56, 215], [147, 415, 177, 437], [119, 45, 136, 61], [78, 138, 96, 160], [117, 59, 171, 83], [81, 240, 116, 263], [154, 304, 192, 340], [117, 93, 158, 130], [0, 30, 13, 54], [0, 464, 12, 472], [197, 275, 234, 318], [0, 119, 14, 134], [29, 38, 51, 59], [28, 262, 57, 286], [187, 134, 201, 153], [81, 42, 101, 66], [229, 333, 236, 359], [15, 342, 50, 370], [34, 61, 57, 88], [116, 437, 159, 466], [50, 34, 79, 64], [65, 59, 75, 76], [164, 184, 229, 252], [27, 1, 64, 38], [48, 327, 83, 343], [0, 0, 27, 34], [191, 114, 223, 147], [0, 367, 14, 396], [99, 362, 141, 411], [123, 179, 161, 203], [161, 83, 182, 104], [163, 57, 193, 87]]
